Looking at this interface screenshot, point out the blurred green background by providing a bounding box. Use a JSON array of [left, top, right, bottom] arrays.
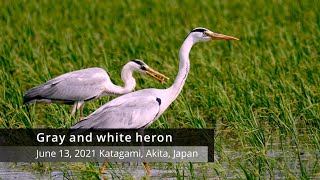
[[0, 0, 319, 179]]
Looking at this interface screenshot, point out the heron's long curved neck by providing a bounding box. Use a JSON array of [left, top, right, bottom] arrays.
[[109, 66, 136, 95], [168, 36, 195, 101]]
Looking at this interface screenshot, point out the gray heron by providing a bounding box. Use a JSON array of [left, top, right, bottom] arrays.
[[71, 27, 238, 175], [23, 59, 168, 118]]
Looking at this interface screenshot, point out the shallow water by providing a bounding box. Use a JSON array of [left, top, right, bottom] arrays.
[[0, 162, 39, 179], [1, 147, 319, 179], [0, 162, 176, 179]]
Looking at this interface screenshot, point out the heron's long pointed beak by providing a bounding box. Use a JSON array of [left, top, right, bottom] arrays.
[[145, 67, 169, 84], [206, 32, 239, 41]]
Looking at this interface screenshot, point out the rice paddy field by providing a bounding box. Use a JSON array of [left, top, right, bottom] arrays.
[[0, 0, 320, 179]]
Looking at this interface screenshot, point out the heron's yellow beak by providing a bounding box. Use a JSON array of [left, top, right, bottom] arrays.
[[206, 32, 239, 41], [145, 67, 169, 84]]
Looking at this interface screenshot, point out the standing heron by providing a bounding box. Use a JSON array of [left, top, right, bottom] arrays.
[[71, 27, 238, 175], [23, 59, 168, 118]]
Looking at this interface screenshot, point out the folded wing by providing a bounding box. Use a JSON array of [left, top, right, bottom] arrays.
[[24, 68, 110, 104], [71, 95, 161, 129]]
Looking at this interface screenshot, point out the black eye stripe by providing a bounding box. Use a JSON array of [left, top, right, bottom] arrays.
[[190, 28, 207, 33], [131, 59, 145, 66], [185, 28, 209, 40]]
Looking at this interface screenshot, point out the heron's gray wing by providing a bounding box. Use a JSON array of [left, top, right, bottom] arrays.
[[71, 95, 161, 129], [24, 68, 111, 103]]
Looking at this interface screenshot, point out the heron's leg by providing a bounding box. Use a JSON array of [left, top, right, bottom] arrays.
[[100, 162, 108, 173], [143, 162, 151, 175], [70, 102, 77, 116], [78, 101, 85, 119]]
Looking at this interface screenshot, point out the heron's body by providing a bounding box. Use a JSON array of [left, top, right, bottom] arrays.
[[71, 88, 167, 129], [24, 60, 168, 117], [24, 68, 114, 104], [70, 28, 238, 176]]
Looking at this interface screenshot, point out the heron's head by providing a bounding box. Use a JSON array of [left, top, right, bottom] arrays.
[[188, 27, 239, 43], [129, 59, 169, 84]]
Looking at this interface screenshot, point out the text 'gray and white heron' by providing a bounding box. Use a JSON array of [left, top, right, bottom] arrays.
[[71, 27, 239, 175], [24, 59, 168, 118]]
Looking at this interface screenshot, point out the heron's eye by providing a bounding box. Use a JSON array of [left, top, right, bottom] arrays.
[[141, 66, 147, 70], [203, 32, 207, 36]]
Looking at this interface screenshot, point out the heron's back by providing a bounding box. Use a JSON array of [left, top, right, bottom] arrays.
[[23, 67, 111, 104]]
